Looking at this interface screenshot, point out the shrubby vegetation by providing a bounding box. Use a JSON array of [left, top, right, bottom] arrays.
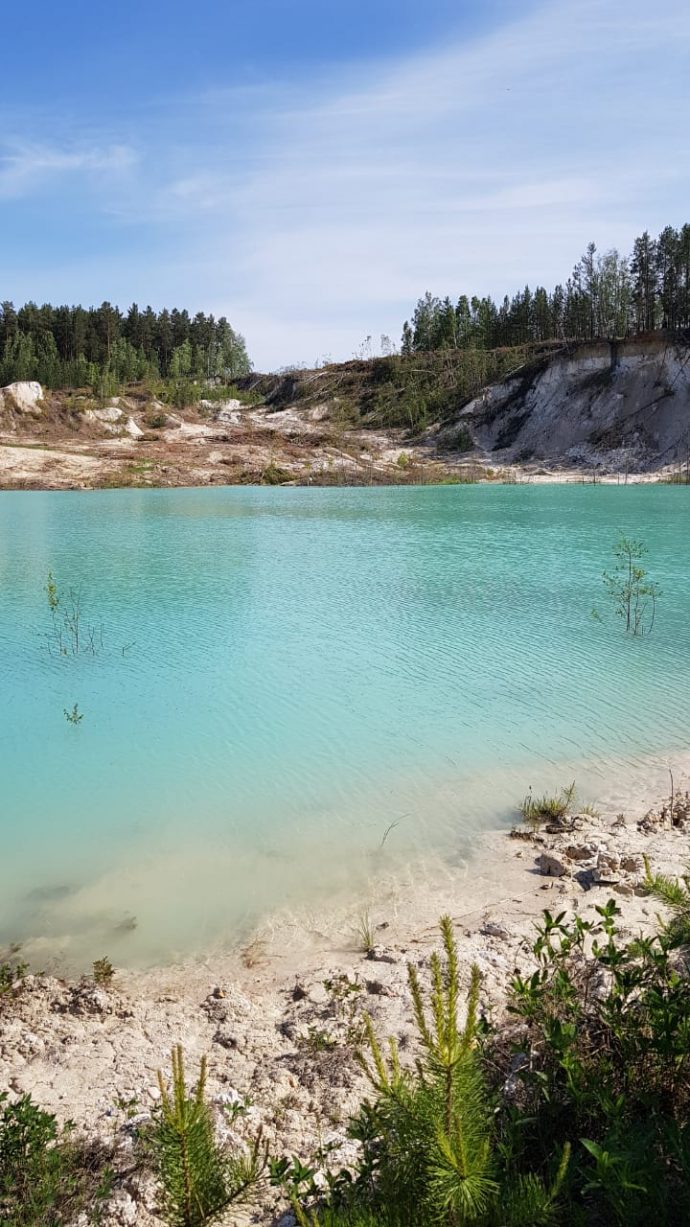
[[3, 880, 690, 1225], [0, 1093, 113, 1226], [602, 535, 660, 637], [360, 345, 536, 431], [402, 222, 690, 353], [293, 902, 690, 1226], [0, 301, 250, 392]]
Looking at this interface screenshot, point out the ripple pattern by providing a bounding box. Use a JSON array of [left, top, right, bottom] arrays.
[[0, 485, 689, 965]]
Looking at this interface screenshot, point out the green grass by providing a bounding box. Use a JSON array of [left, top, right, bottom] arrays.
[[519, 781, 576, 828]]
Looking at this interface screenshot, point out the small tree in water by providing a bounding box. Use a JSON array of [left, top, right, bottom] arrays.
[[603, 535, 659, 636]]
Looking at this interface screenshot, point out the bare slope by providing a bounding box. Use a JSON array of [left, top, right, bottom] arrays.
[[437, 335, 690, 473], [1, 335, 689, 489]]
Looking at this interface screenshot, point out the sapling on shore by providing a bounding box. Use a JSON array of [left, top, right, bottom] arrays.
[[151, 1045, 267, 1227]]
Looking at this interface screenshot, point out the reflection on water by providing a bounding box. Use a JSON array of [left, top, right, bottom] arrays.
[[0, 485, 689, 966]]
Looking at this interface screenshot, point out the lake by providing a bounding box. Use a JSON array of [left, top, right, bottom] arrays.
[[1, 485, 688, 966]]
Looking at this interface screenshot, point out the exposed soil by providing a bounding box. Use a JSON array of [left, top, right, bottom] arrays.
[[3, 334, 690, 492]]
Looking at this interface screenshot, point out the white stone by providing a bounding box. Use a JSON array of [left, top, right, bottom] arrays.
[[1, 381, 43, 414], [536, 852, 568, 877], [125, 416, 144, 439]]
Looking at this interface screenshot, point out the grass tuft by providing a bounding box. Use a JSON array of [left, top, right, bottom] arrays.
[[519, 781, 576, 828]]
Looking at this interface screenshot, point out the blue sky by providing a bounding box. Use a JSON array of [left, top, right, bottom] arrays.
[[2, 0, 689, 369]]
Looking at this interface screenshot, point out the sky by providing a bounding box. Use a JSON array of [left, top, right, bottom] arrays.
[[2, 0, 690, 370]]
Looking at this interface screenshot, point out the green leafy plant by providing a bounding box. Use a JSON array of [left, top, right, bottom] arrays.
[[152, 1045, 267, 1227], [0, 944, 28, 996], [64, 703, 84, 725], [93, 957, 115, 986], [0, 1092, 113, 1226], [506, 899, 690, 1224]]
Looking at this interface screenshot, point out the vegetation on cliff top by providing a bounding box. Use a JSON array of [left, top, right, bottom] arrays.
[[402, 222, 690, 354]]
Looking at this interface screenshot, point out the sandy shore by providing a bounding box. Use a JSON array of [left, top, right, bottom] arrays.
[[1, 761, 689, 1225]]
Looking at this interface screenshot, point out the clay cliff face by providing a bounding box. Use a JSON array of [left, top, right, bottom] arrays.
[[438, 337, 690, 471]]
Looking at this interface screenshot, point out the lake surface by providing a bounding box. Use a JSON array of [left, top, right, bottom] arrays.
[[1, 485, 689, 966]]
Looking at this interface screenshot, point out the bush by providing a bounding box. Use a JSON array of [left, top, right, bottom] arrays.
[[145, 411, 168, 429], [505, 900, 690, 1224], [261, 463, 292, 485], [292, 900, 690, 1226], [0, 955, 27, 995], [297, 917, 568, 1226], [0, 1093, 112, 1226]]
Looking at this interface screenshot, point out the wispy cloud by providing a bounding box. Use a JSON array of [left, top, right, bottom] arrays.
[[2, 0, 690, 368], [0, 141, 137, 198], [177, 0, 688, 365]]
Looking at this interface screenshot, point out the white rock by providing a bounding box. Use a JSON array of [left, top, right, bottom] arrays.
[[1, 381, 44, 414], [91, 406, 124, 423], [106, 1189, 139, 1226], [125, 416, 144, 438], [536, 852, 568, 877], [216, 398, 243, 424]]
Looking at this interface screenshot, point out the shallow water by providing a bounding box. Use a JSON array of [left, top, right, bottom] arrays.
[[1, 485, 689, 966]]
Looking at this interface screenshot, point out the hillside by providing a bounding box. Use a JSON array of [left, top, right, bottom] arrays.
[[436, 334, 690, 474], [1, 334, 689, 489]]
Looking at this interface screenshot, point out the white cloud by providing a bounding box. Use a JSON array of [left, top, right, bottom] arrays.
[[0, 141, 137, 198]]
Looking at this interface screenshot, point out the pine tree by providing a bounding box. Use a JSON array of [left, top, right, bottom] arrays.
[[153, 1046, 267, 1227]]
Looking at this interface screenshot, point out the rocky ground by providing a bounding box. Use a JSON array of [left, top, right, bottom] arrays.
[[0, 380, 480, 490], [2, 775, 689, 1226], [0, 367, 685, 491]]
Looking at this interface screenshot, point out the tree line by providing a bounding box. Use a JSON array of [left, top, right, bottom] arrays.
[[402, 223, 690, 353], [0, 301, 251, 391]]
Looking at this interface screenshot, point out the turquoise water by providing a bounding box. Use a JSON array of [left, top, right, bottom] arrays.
[[1, 485, 689, 966]]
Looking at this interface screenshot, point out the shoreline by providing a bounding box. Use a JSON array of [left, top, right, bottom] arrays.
[[5, 744, 688, 974], [2, 766, 689, 1224], [0, 464, 686, 493]]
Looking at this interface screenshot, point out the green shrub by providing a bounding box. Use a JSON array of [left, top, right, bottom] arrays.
[[261, 463, 292, 485], [505, 900, 690, 1224], [145, 411, 168, 429], [455, 425, 474, 453], [0, 1093, 112, 1226], [0, 956, 27, 995], [92, 956, 115, 986], [301, 917, 568, 1226]]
